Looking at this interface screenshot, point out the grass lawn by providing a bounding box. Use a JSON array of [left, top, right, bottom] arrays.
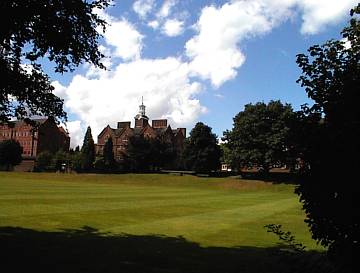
[[0, 172, 326, 273], [0, 172, 316, 248]]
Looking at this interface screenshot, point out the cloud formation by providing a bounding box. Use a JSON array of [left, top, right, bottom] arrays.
[[57, 0, 356, 147], [157, 0, 177, 19], [185, 0, 356, 87], [162, 19, 184, 37], [297, 0, 357, 34], [55, 58, 206, 147], [133, 0, 155, 19], [103, 18, 143, 60]]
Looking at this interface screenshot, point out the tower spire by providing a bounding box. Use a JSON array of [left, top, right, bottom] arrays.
[[134, 96, 149, 127], [138, 96, 146, 117]]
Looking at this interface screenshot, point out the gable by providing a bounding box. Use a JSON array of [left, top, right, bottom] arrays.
[[141, 124, 157, 138], [97, 126, 115, 144]]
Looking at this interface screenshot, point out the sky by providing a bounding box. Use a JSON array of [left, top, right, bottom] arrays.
[[49, 0, 358, 148]]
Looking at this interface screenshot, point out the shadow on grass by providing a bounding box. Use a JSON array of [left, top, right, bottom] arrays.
[[238, 171, 300, 185], [0, 226, 333, 273]]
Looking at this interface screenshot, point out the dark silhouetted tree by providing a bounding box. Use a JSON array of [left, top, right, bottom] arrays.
[[183, 122, 221, 173], [80, 126, 95, 171], [103, 137, 116, 170], [295, 4, 359, 270], [149, 137, 176, 170], [0, 139, 23, 170], [70, 152, 83, 172], [0, 0, 110, 122], [75, 146, 80, 152], [126, 135, 152, 172], [223, 100, 296, 173]]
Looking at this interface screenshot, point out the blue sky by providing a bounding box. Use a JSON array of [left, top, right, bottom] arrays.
[[50, 0, 357, 147]]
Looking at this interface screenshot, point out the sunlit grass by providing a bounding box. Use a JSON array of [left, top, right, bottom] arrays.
[[0, 172, 319, 249]]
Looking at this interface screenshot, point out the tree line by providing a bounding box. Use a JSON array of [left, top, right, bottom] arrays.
[[28, 122, 222, 174]]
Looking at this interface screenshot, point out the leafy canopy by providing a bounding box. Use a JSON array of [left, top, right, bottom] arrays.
[[183, 122, 221, 173], [223, 100, 295, 172], [295, 4, 360, 269], [0, 139, 23, 169], [0, 0, 110, 122], [126, 135, 152, 172]]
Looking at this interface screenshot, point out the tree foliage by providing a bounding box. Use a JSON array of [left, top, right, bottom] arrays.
[[103, 137, 116, 170], [149, 138, 176, 170], [70, 151, 83, 172], [295, 4, 359, 269], [0, 139, 23, 170], [52, 149, 69, 172], [125, 135, 177, 172], [35, 150, 53, 171], [80, 126, 95, 171], [126, 135, 152, 172], [183, 122, 221, 173], [0, 0, 110, 122], [223, 100, 296, 172]]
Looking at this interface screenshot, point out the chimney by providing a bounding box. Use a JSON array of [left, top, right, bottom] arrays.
[[179, 128, 186, 138], [117, 121, 131, 129], [152, 119, 167, 129]]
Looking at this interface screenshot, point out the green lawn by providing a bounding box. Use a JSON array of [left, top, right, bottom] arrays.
[[0, 172, 317, 249]]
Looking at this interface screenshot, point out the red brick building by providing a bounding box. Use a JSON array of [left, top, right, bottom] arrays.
[[0, 117, 70, 158], [96, 100, 186, 161]]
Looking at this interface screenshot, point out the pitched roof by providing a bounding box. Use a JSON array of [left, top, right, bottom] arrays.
[[9, 118, 48, 128]]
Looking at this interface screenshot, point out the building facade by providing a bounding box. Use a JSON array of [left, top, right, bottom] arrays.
[[96, 100, 186, 161], [0, 117, 70, 158]]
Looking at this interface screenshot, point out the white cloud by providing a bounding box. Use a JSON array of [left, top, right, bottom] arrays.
[[56, 58, 206, 147], [148, 20, 160, 29], [297, 0, 357, 34], [64, 120, 84, 148], [133, 0, 155, 19], [157, 0, 177, 19], [57, 1, 356, 146], [214, 93, 224, 99], [52, 80, 68, 99], [186, 1, 283, 87], [185, 0, 355, 87], [103, 18, 144, 60], [162, 19, 184, 37]]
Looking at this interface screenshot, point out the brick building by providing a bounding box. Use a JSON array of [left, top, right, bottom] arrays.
[[96, 100, 186, 161], [0, 117, 70, 158]]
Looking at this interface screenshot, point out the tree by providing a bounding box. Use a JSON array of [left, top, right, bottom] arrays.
[[70, 151, 83, 172], [0, 0, 110, 122], [223, 100, 296, 173], [295, 5, 359, 270], [126, 135, 152, 172], [80, 126, 95, 171], [219, 143, 231, 166], [94, 156, 105, 171], [182, 122, 221, 173], [0, 139, 23, 170], [149, 137, 176, 170], [35, 150, 53, 171], [103, 137, 116, 170], [52, 149, 69, 172], [125, 135, 177, 172]]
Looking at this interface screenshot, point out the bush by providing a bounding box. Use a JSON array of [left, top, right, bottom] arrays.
[[35, 151, 53, 172]]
